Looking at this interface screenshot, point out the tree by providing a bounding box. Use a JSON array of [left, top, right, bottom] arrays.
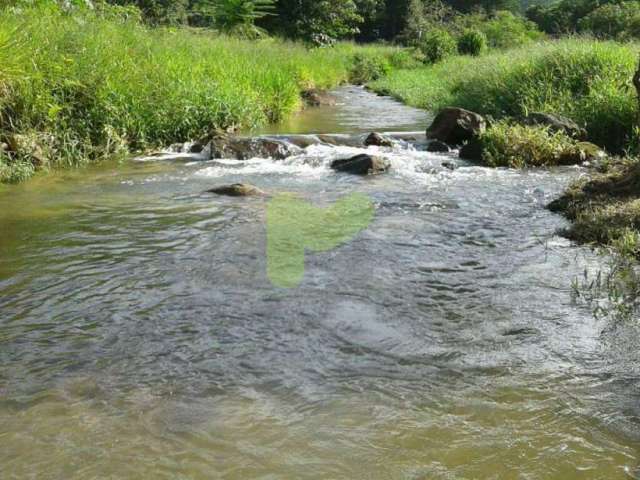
[[265, 0, 363, 41], [213, 0, 275, 37]]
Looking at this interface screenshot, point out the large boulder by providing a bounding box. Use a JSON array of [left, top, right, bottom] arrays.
[[206, 183, 265, 197], [522, 112, 587, 140], [426, 107, 486, 145], [364, 132, 394, 147], [208, 135, 301, 160], [330, 154, 390, 175]]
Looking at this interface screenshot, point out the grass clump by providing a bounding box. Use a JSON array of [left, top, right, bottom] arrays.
[[0, 4, 398, 183], [457, 29, 487, 56], [549, 159, 640, 246], [349, 53, 392, 85], [478, 121, 586, 168], [370, 38, 638, 154]]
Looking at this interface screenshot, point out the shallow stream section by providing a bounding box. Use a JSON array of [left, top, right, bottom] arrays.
[[1, 86, 639, 479]]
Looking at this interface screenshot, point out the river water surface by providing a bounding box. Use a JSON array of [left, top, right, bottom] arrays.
[[1, 87, 640, 479]]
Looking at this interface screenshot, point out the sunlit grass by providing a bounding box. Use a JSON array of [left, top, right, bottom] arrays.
[[0, 5, 397, 182], [370, 38, 639, 154]]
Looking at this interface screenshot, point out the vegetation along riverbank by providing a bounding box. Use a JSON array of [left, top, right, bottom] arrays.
[[0, 2, 401, 183]]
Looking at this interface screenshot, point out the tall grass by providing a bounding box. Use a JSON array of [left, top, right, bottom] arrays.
[[0, 4, 396, 182], [370, 38, 639, 153]]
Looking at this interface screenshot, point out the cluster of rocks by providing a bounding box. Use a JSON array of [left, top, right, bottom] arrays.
[[205, 107, 607, 197]]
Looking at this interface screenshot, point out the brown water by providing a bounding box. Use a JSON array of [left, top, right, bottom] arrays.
[[1, 86, 639, 479]]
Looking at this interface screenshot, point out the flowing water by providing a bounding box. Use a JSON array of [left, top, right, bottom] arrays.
[[1, 86, 640, 479]]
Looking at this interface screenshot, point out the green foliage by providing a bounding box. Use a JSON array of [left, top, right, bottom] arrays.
[[370, 38, 638, 153], [476, 10, 544, 48], [479, 121, 583, 168], [268, 0, 363, 41], [399, 0, 457, 45], [457, 29, 487, 55], [349, 53, 392, 84], [0, 4, 395, 182], [578, 2, 640, 40], [214, 0, 275, 38], [0, 154, 36, 184], [526, 0, 640, 40], [418, 29, 456, 64], [387, 48, 425, 69]]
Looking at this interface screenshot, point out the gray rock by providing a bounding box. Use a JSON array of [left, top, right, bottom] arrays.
[[427, 107, 486, 145], [522, 112, 587, 140], [441, 161, 456, 171], [364, 132, 394, 147], [330, 154, 390, 175], [208, 135, 300, 160], [427, 140, 451, 153], [188, 142, 205, 154], [206, 183, 265, 197], [302, 89, 337, 107]]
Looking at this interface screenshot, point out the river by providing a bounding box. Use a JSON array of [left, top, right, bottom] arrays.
[[0, 86, 639, 479]]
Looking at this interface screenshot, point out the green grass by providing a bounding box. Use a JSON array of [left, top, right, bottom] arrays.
[[0, 4, 398, 183], [478, 121, 589, 168], [370, 38, 638, 154]]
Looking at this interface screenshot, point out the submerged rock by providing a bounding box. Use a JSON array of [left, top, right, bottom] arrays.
[[208, 135, 301, 160], [364, 132, 394, 147], [427, 107, 486, 146], [331, 154, 390, 175], [206, 183, 265, 197], [522, 112, 587, 140], [426, 140, 451, 153], [441, 161, 457, 171], [302, 89, 337, 107]]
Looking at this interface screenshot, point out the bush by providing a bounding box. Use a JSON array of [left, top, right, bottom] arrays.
[[479, 11, 544, 49], [349, 53, 392, 84], [457, 29, 487, 56], [419, 29, 457, 64], [479, 121, 583, 168]]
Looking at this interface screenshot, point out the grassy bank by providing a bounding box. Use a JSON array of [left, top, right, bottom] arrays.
[[369, 38, 638, 154], [0, 4, 398, 183]]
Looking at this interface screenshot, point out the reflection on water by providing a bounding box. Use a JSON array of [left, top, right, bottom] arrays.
[[1, 87, 639, 479]]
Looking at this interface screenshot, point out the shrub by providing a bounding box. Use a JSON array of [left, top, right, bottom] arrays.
[[479, 10, 544, 48], [479, 121, 583, 168], [349, 53, 392, 84], [387, 48, 425, 69], [457, 29, 487, 56], [419, 29, 457, 64]]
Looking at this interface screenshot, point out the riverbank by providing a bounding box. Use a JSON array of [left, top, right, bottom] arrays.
[[0, 4, 400, 183], [369, 38, 638, 155]]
